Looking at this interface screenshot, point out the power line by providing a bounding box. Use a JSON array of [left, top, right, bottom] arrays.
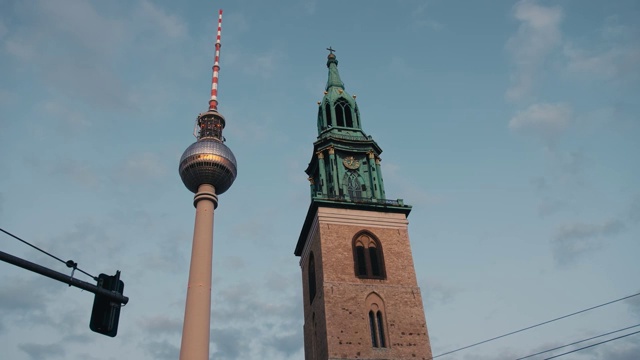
[[515, 323, 640, 360], [0, 227, 97, 280], [542, 329, 640, 359], [429, 291, 640, 359]]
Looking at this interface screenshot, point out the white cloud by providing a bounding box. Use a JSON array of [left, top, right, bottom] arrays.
[[18, 343, 65, 360], [552, 219, 626, 265], [41, 101, 91, 136], [422, 278, 459, 306], [506, 0, 563, 101], [564, 45, 640, 82], [49, 159, 101, 188], [509, 102, 572, 138], [411, 2, 443, 31], [118, 152, 168, 182], [137, 0, 187, 39], [0, 19, 7, 39], [302, 0, 317, 15], [225, 48, 283, 79], [138, 315, 182, 335]]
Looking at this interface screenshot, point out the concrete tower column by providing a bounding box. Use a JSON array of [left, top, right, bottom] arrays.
[[180, 184, 218, 360]]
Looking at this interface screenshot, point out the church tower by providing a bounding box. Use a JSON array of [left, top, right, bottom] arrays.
[[295, 50, 433, 360]]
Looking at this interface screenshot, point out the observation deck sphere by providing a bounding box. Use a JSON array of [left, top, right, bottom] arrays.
[[179, 139, 237, 194]]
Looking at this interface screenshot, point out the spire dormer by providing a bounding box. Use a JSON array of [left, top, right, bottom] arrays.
[[317, 49, 363, 136]]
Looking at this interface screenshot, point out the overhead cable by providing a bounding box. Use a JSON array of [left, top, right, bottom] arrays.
[[515, 323, 640, 360], [0, 227, 97, 280], [542, 329, 640, 359], [429, 291, 640, 359]]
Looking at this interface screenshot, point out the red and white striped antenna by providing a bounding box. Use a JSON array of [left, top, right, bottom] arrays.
[[209, 9, 223, 111]]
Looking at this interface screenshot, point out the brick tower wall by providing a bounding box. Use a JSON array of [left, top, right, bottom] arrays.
[[299, 206, 433, 360]]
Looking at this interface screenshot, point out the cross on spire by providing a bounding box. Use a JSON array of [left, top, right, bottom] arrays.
[[327, 46, 336, 54]]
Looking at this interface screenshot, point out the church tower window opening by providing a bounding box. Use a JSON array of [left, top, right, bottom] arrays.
[[366, 293, 388, 349], [368, 311, 378, 347], [334, 98, 353, 127], [325, 103, 332, 127], [308, 252, 317, 304], [353, 232, 385, 279], [345, 171, 363, 199], [376, 310, 386, 347]]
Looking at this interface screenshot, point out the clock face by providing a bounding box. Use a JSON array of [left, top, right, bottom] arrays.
[[343, 156, 360, 170]]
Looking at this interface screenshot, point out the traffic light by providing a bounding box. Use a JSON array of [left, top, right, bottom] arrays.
[[90, 271, 124, 337]]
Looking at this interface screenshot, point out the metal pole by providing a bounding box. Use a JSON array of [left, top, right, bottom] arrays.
[[0, 250, 129, 305]]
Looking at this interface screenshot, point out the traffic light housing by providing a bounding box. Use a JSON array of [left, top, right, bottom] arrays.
[[90, 271, 124, 337]]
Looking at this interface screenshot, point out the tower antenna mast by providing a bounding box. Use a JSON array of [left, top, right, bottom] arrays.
[[179, 8, 237, 360], [209, 9, 223, 111]]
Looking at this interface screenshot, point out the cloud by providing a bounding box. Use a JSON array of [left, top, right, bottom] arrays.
[[563, 16, 640, 83], [271, 331, 304, 357], [117, 152, 168, 183], [41, 101, 91, 136], [211, 327, 243, 359], [49, 159, 101, 188], [627, 293, 640, 319], [143, 340, 180, 360], [410, 2, 443, 31], [203, 272, 303, 359], [301, 0, 317, 15], [422, 278, 459, 307], [225, 48, 283, 79], [506, 0, 563, 101], [0, 276, 61, 333], [552, 219, 626, 265], [509, 102, 572, 139], [3, 0, 191, 112], [139, 315, 183, 335], [629, 195, 640, 224], [536, 197, 567, 217], [47, 219, 124, 269], [18, 343, 65, 360], [137, 0, 186, 39], [593, 336, 640, 360]]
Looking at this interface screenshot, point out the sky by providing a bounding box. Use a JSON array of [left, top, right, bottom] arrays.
[[0, 0, 639, 359]]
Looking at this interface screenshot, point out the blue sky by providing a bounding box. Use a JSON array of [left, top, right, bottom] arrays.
[[1, 0, 639, 359]]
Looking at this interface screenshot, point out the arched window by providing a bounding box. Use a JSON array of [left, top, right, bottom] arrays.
[[325, 103, 332, 127], [369, 311, 378, 347], [366, 293, 388, 349], [334, 98, 352, 127], [317, 108, 324, 131], [353, 232, 385, 279], [308, 252, 316, 304], [343, 170, 364, 199]]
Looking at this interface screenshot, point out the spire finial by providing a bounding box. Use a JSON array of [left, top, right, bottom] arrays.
[[209, 9, 223, 111], [325, 46, 343, 89]]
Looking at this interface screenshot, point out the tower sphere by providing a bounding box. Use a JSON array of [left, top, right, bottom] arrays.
[[179, 138, 237, 194]]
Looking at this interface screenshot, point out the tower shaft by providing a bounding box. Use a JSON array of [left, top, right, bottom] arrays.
[[180, 184, 217, 360], [178, 7, 236, 360]]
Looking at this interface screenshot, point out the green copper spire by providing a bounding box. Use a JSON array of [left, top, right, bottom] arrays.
[[303, 49, 410, 212], [295, 49, 411, 258]]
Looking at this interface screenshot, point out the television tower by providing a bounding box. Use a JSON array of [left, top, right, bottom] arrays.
[[178, 9, 237, 360]]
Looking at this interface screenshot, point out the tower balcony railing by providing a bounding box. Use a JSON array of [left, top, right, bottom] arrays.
[[313, 194, 406, 207], [319, 132, 373, 142]]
